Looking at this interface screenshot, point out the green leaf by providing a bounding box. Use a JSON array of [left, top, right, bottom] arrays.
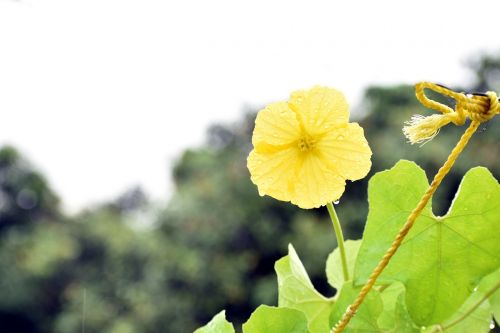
[[275, 244, 334, 333], [242, 305, 309, 333], [484, 267, 500, 323], [378, 283, 420, 333], [326, 239, 361, 290], [491, 291, 500, 324], [423, 268, 498, 333], [329, 283, 383, 332], [194, 310, 235, 333], [436, 287, 491, 333], [377, 283, 403, 330], [354, 160, 500, 326]]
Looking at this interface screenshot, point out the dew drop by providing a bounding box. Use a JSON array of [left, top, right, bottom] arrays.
[[336, 135, 345, 140], [490, 321, 495, 329], [334, 200, 340, 205]]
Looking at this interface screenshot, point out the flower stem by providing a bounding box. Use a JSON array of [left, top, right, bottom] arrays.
[[326, 202, 349, 282]]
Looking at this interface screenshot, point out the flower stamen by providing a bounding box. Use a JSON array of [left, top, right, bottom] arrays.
[[298, 136, 316, 151]]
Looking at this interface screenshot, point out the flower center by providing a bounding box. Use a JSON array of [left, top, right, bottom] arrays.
[[298, 136, 316, 151]]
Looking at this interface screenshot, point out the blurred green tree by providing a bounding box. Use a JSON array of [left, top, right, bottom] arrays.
[[0, 146, 60, 231]]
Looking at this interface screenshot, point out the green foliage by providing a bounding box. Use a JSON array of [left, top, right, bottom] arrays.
[[329, 283, 382, 332], [197, 160, 499, 333], [419, 268, 499, 333], [326, 240, 361, 289], [0, 146, 60, 230], [195, 306, 310, 333], [435, 282, 491, 333], [378, 283, 419, 333], [194, 311, 235, 333], [487, 268, 500, 323], [242, 306, 308, 333], [354, 160, 500, 325], [275, 244, 334, 333]]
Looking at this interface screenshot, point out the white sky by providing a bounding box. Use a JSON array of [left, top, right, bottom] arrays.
[[0, 0, 499, 212]]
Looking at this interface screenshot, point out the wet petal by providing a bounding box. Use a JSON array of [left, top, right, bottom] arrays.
[[252, 101, 301, 152], [292, 153, 346, 209], [317, 123, 372, 181], [247, 147, 301, 202], [288, 86, 349, 136], [247, 86, 372, 210]]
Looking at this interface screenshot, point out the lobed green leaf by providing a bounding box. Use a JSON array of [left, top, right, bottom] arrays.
[[354, 160, 500, 326]]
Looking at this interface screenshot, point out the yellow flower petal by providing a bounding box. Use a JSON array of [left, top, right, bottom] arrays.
[[252, 101, 301, 152], [316, 123, 372, 181], [247, 86, 372, 209], [288, 86, 349, 136], [247, 147, 301, 202], [292, 153, 346, 209]]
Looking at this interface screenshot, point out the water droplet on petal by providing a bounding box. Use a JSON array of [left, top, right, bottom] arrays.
[[334, 200, 340, 205], [336, 135, 345, 140], [490, 321, 495, 329]]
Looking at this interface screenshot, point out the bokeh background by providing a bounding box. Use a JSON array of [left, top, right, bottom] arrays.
[[0, 1, 499, 332]]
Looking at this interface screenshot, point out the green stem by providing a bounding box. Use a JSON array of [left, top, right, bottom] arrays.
[[326, 202, 349, 282], [431, 281, 500, 333]]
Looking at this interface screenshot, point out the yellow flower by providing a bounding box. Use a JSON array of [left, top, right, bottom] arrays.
[[247, 86, 372, 209]]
